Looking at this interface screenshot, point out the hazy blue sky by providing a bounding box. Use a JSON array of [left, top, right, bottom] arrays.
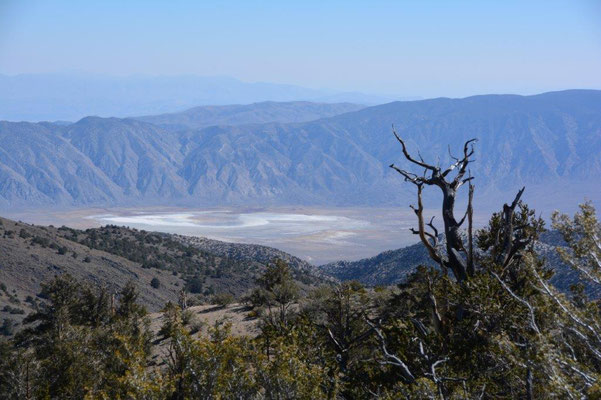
[[1, 0, 600, 97]]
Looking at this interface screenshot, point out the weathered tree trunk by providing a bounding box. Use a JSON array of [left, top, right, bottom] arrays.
[[526, 365, 533, 400], [390, 129, 476, 282]]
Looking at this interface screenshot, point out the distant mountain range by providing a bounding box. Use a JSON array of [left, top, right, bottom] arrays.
[[0, 90, 599, 212], [0, 73, 395, 121], [134, 101, 365, 130]]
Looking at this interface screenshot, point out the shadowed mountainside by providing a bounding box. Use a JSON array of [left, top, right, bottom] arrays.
[[319, 230, 596, 297]]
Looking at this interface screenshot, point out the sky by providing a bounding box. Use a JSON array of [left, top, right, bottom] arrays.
[[0, 0, 600, 98]]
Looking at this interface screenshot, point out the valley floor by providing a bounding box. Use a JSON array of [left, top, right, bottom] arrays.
[[2, 206, 433, 265]]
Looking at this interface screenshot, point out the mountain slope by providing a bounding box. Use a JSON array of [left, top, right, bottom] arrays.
[[160, 89, 601, 209], [0, 121, 123, 206], [0, 90, 600, 211], [0, 216, 327, 332], [172, 234, 327, 282], [319, 231, 599, 297], [319, 242, 430, 286], [0, 216, 184, 324], [134, 101, 365, 130], [63, 117, 187, 199]]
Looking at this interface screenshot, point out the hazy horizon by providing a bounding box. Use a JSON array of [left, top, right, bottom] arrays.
[[1, 1, 600, 99], [0, 72, 598, 122], [5, 70, 597, 102]]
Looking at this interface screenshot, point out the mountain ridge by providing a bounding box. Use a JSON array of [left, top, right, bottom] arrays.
[[133, 101, 365, 130], [0, 90, 599, 212], [319, 230, 597, 297], [0, 214, 326, 329]]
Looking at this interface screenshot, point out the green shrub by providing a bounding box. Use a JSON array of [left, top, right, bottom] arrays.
[[0, 318, 15, 336], [186, 275, 203, 294], [31, 236, 50, 247], [213, 292, 235, 308], [150, 277, 161, 289], [2, 305, 24, 315]]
